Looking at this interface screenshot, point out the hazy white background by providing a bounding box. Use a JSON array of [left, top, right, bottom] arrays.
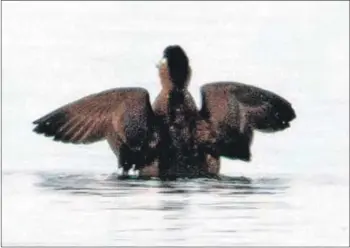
[[2, 1, 349, 246]]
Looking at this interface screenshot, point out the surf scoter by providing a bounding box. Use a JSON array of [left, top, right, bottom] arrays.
[[32, 45, 296, 180]]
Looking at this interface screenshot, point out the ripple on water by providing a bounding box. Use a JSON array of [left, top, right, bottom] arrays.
[[35, 171, 290, 197]]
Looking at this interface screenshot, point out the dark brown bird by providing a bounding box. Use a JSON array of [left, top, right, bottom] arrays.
[[32, 45, 296, 180]]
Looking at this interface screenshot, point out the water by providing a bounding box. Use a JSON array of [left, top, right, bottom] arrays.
[[2, 1, 349, 246]]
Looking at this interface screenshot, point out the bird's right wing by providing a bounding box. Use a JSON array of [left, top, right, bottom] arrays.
[[199, 82, 296, 161]]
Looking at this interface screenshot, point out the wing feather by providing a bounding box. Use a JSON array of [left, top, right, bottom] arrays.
[[200, 81, 296, 161], [32, 87, 154, 148]]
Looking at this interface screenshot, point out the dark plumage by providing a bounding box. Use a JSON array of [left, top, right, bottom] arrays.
[[32, 45, 296, 180], [199, 82, 296, 161]]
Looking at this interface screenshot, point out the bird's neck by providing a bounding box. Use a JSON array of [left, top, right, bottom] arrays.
[[159, 67, 192, 92]]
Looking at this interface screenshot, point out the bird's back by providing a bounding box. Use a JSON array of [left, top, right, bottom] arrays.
[[152, 90, 204, 179]]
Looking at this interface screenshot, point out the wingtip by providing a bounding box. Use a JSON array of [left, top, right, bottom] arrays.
[[290, 106, 297, 121], [32, 124, 42, 134]]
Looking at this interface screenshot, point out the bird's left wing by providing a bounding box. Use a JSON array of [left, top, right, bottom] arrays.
[[32, 87, 154, 149]]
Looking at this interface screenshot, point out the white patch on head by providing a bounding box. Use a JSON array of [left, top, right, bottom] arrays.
[[156, 57, 167, 68]]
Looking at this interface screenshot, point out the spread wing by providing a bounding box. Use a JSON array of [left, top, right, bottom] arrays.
[[199, 82, 296, 161], [32, 87, 155, 149]]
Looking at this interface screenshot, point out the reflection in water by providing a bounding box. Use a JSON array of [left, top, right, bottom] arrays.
[[36, 171, 290, 197], [23, 172, 293, 245], [35, 171, 291, 224], [4, 171, 348, 246]]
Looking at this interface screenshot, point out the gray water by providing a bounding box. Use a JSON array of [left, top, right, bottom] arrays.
[[2, 2, 349, 246]]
